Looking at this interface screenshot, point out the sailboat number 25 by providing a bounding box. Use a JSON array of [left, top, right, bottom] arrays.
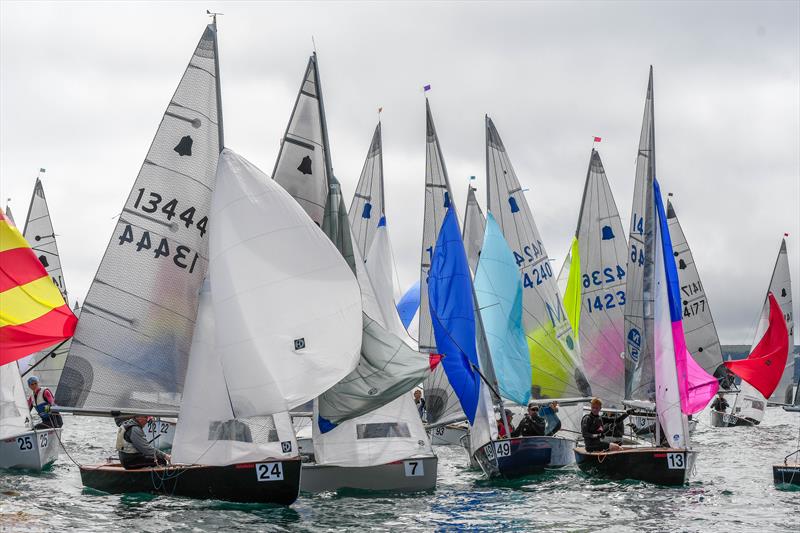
[[255, 462, 284, 481], [666, 452, 685, 469]]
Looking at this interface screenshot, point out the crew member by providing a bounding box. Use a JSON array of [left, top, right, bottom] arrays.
[[711, 393, 729, 413], [512, 403, 546, 437], [27, 376, 63, 429], [581, 398, 622, 452], [116, 415, 170, 469], [413, 389, 427, 421], [497, 409, 515, 438]]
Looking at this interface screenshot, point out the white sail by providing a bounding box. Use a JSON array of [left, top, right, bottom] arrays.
[[272, 54, 330, 227], [666, 199, 724, 379], [56, 24, 222, 411], [4, 205, 16, 226], [0, 362, 32, 440], [624, 68, 657, 403], [348, 122, 384, 259], [570, 150, 628, 406], [210, 149, 362, 415], [463, 185, 486, 274], [20, 178, 71, 390], [172, 279, 298, 466], [485, 116, 590, 400]]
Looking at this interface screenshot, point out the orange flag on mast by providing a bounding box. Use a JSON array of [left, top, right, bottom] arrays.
[[0, 211, 77, 364]]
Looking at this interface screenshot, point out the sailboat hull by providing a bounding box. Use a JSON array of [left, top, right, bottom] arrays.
[[79, 459, 301, 505], [773, 463, 800, 487], [0, 429, 60, 471], [473, 437, 552, 479], [574, 447, 696, 485], [428, 424, 468, 446], [299, 455, 437, 493], [709, 409, 758, 427]]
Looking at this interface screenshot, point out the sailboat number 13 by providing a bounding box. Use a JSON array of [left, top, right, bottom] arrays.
[[255, 462, 284, 481], [666, 452, 685, 469]]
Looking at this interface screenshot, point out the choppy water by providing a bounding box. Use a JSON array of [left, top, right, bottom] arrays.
[[1, 408, 798, 532]]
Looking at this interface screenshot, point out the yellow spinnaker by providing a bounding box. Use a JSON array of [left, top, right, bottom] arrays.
[[564, 237, 582, 338]]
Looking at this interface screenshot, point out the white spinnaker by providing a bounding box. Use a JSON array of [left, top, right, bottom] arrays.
[[312, 394, 432, 467], [210, 149, 362, 415], [0, 363, 32, 440], [463, 185, 486, 274], [573, 150, 628, 407], [172, 280, 298, 466], [348, 122, 384, 259], [20, 178, 71, 390], [653, 210, 689, 450], [666, 200, 724, 378], [469, 379, 498, 456], [272, 54, 330, 227], [56, 24, 221, 411]]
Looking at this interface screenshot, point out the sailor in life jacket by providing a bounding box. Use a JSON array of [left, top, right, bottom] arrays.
[[26, 376, 63, 429], [116, 416, 170, 469]]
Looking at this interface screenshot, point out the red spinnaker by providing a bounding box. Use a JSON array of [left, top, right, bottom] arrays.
[[724, 292, 789, 399]]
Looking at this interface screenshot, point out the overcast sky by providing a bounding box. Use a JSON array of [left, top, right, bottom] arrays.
[[1, 1, 798, 345]]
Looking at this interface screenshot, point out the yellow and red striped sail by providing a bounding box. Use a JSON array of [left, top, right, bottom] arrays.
[[0, 211, 76, 364]]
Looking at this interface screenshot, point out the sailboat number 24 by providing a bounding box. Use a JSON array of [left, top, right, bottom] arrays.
[[666, 452, 685, 469], [255, 462, 284, 481]]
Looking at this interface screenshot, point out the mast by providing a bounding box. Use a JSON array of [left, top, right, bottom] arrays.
[[210, 14, 224, 151], [315, 53, 334, 189]]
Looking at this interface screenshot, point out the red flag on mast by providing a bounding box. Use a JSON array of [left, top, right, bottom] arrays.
[[724, 292, 788, 399], [593, 136, 602, 142]]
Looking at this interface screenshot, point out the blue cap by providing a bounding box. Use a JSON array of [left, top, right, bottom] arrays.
[[27, 376, 39, 385]]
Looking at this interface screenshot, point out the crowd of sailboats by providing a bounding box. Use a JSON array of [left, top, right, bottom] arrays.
[[1, 18, 798, 502]]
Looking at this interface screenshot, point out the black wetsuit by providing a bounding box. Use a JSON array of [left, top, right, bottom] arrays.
[[582, 412, 610, 452], [512, 414, 546, 437], [711, 397, 729, 412]]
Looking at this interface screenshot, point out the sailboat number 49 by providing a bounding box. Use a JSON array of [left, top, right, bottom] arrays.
[[255, 462, 284, 481], [666, 452, 685, 469]]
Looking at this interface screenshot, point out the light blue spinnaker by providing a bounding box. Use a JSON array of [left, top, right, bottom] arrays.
[[397, 280, 421, 330], [475, 213, 531, 406], [428, 207, 481, 424]]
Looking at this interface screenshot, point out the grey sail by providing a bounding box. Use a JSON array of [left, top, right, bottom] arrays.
[[624, 67, 657, 403], [571, 150, 628, 406], [419, 100, 463, 425], [56, 24, 222, 411], [666, 199, 725, 382], [21, 178, 71, 390], [485, 116, 590, 400], [5, 206, 16, 227], [763, 239, 794, 403], [463, 185, 486, 274], [348, 122, 384, 259], [272, 54, 330, 227]]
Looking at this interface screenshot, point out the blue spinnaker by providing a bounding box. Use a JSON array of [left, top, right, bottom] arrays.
[[397, 280, 421, 329], [474, 213, 532, 406], [427, 207, 481, 424]]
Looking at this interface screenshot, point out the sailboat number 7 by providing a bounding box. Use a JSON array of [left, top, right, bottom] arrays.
[[255, 462, 284, 481], [404, 460, 424, 477], [666, 452, 685, 469]]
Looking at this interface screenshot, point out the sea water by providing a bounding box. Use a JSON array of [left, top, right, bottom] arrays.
[[1, 407, 798, 532]]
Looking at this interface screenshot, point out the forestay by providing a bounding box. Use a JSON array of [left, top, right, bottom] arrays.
[[485, 116, 590, 399], [56, 24, 222, 411], [272, 54, 330, 227], [666, 200, 724, 379], [209, 150, 361, 415], [568, 150, 628, 407], [172, 279, 298, 466], [463, 185, 486, 274], [348, 122, 384, 259], [20, 178, 71, 389], [624, 68, 657, 403]]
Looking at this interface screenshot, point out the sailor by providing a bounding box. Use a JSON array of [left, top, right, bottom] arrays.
[[581, 398, 622, 452], [26, 376, 63, 429], [711, 393, 729, 413], [413, 389, 427, 421], [116, 415, 171, 469], [512, 403, 546, 437], [497, 409, 515, 438]]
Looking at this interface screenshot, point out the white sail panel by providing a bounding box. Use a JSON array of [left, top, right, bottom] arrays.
[[0, 363, 32, 440], [463, 185, 486, 274], [210, 149, 362, 415], [272, 55, 329, 227], [573, 150, 628, 406], [348, 122, 384, 259], [312, 394, 432, 468], [172, 280, 298, 466], [624, 68, 657, 402], [766, 239, 794, 403], [666, 200, 724, 379], [56, 25, 221, 411], [485, 116, 590, 399]]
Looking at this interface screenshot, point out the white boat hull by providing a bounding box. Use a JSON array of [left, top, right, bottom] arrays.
[[428, 424, 468, 446], [0, 429, 60, 471], [300, 455, 438, 493]]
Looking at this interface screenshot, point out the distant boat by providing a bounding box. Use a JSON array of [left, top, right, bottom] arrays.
[[773, 378, 800, 486]]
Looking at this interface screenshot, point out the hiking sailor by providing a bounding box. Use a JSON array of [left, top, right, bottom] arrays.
[[581, 398, 623, 452], [26, 375, 63, 429], [116, 415, 171, 469]]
